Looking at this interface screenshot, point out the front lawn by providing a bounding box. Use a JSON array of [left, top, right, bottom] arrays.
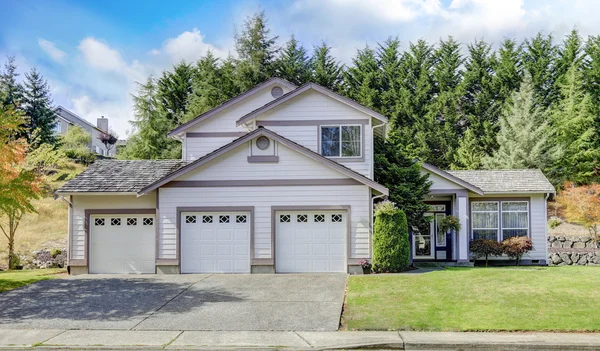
[[343, 266, 600, 331], [0, 268, 65, 293]]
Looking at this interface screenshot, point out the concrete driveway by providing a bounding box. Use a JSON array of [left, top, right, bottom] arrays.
[[0, 274, 347, 331]]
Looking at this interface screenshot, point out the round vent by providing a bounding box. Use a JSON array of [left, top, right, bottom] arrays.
[[256, 136, 270, 150], [271, 86, 283, 98]]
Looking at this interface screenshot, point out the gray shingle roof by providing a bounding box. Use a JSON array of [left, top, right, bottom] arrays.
[[446, 169, 555, 193], [57, 160, 188, 193]]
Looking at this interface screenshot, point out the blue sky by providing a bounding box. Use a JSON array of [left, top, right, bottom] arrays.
[[2, 0, 599, 137]]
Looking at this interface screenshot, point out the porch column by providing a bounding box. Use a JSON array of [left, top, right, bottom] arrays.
[[456, 195, 469, 262]]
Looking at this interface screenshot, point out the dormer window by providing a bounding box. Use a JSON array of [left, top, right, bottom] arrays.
[[320, 125, 361, 158]]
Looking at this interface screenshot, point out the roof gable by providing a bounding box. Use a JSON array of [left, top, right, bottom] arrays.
[[140, 127, 389, 195], [236, 83, 389, 126], [168, 78, 296, 137], [421, 163, 484, 195], [55, 106, 103, 133]]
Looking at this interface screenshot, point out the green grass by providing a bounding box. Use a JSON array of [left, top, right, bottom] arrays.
[[343, 266, 600, 332], [0, 268, 65, 293]]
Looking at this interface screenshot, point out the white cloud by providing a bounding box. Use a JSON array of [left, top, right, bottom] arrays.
[[71, 94, 133, 139], [148, 48, 161, 56], [38, 38, 67, 64], [78, 37, 127, 72], [161, 28, 227, 63]]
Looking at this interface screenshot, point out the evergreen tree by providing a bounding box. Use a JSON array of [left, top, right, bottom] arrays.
[[309, 42, 343, 91], [494, 39, 523, 107], [550, 63, 600, 184], [377, 37, 402, 119], [450, 128, 486, 170], [120, 78, 180, 159], [484, 74, 560, 171], [343, 46, 380, 110], [458, 39, 498, 155], [555, 29, 584, 86], [157, 61, 194, 126], [522, 33, 559, 108], [234, 11, 279, 90], [583, 35, 600, 135], [273, 35, 310, 86], [22, 68, 56, 147], [0, 56, 24, 108]]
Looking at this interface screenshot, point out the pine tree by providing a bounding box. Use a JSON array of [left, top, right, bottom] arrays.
[[309, 42, 343, 91], [550, 63, 600, 184], [121, 78, 180, 159], [0, 56, 24, 108], [377, 37, 402, 119], [157, 61, 194, 126], [450, 128, 486, 170], [522, 33, 559, 108], [273, 35, 310, 86], [343, 46, 380, 110], [484, 74, 560, 171], [555, 29, 583, 87], [494, 39, 523, 107], [583, 35, 600, 137], [234, 11, 279, 91], [22, 68, 56, 147]]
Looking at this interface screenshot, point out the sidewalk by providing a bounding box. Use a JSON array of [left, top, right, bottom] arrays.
[[2, 329, 600, 350]]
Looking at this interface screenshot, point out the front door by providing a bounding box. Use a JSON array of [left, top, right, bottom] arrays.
[[413, 202, 452, 261], [413, 213, 435, 259]]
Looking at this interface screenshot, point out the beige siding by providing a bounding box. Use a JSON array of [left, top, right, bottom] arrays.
[[179, 141, 347, 181], [70, 194, 156, 260], [185, 136, 238, 161], [158, 185, 371, 260]]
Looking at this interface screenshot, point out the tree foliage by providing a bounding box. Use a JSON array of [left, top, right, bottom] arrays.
[[555, 182, 600, 240]]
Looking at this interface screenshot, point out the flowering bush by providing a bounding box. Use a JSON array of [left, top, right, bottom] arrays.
[[359, 258, 372, 272]]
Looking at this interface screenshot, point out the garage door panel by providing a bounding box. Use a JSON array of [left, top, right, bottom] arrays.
[[90, 214, 155, 274], [181, 212, 250, 273], [276, 211, 347, 273]]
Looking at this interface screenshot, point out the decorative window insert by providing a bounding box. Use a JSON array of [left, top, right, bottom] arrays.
[[320, 125, 361, 157], [297, 214, 308, 223], [202, 215, 213, 224], [501, 201, 529, 239], [142, 218, 153, 226], [110, 218, 121, 226], [127, 218, 137, 226], [236, 215, 247, 223], [279, 214, 291, 223], [185, 215, 196, 224], [94, 218, 105, 226], [471, 202, 499, 241], [332, 214, 343, 223], [219, 215, 230, 223], [314, 214, 325, 223]]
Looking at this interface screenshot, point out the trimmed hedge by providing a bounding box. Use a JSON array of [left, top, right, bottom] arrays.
[[372, 201, 410, 272]]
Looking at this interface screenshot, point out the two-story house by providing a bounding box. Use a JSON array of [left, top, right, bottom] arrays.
[[54, 106, 117, 157], [57, 78, 554, 275]]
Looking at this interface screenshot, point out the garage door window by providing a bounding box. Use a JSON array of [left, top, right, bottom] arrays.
[[332, 214, 343, 222], [185, 215, 196, 224], [94, 218, 105, 226], [219, 215, 230, 223], [297, 214, 308, 223], [236, 215, 247, 223], [127, 218, 137, 226], [143, 218, 153, 226], [280, 214, 291, 223], [314, 214, 325, 223], [111, 218, 121, 226], [202, 215, 213, 223]]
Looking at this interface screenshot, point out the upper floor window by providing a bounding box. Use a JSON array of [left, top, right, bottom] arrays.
[[320, 125, 361, 158]]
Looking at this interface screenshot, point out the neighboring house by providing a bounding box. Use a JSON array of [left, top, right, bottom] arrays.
[[56, 78, 554, 275], [54, 106, 116, 157]]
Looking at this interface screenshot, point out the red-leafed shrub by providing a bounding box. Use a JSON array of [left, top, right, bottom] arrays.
[[469, 239, 503, 267], [502, 236, 533, 266]]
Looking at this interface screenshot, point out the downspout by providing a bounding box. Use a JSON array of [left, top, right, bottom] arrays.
[[57, 195, 73, 273], [370, 193, 387, 260], [371, 122, 386, 180]]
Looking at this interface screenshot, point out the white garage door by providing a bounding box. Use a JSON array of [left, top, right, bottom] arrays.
[[89, 214, 156, 274], [276, 211, 347, 273], [181, 212, 251, 273]]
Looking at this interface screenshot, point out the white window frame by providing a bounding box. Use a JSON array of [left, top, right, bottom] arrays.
[[500, 201, 529, 240], [470, 200, 530, 242], [471, 201, 500, 241], [319, 124, 362, 158]]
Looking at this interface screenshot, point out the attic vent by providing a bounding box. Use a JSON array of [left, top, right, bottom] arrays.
[[271, 86, 283, 98]]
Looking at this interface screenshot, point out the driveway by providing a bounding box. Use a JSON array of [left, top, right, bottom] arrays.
[[0, 274, 346, 331]]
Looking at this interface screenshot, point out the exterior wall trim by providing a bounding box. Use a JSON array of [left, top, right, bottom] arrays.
[[257, 119, 370, 127], [175, 206, 255, 268], [83, 208, 157, 269], [163, 179, 362, 188], [247, 156, 280, 163], [270, 205, 351, 273], [187, 132, 248, 138], [428, 189, 469, 197]]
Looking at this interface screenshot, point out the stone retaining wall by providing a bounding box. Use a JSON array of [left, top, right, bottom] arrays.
[[547, 235, 600, 266]]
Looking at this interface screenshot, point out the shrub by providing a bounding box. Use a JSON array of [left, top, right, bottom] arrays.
[[50, 248, 62, 258], [439, 215, 461, 234], [469, 239, 503, 267], [502, 237, 533, 266], [10, 254, 21, 270], [548, 216, 563, 229], [372, 201, 410, 273]]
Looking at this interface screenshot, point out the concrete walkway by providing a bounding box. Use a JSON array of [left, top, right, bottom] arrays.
[[3, 329, 600, 350]]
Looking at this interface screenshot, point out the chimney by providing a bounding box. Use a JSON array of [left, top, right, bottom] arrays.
[[97, 116, 109, 133]]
